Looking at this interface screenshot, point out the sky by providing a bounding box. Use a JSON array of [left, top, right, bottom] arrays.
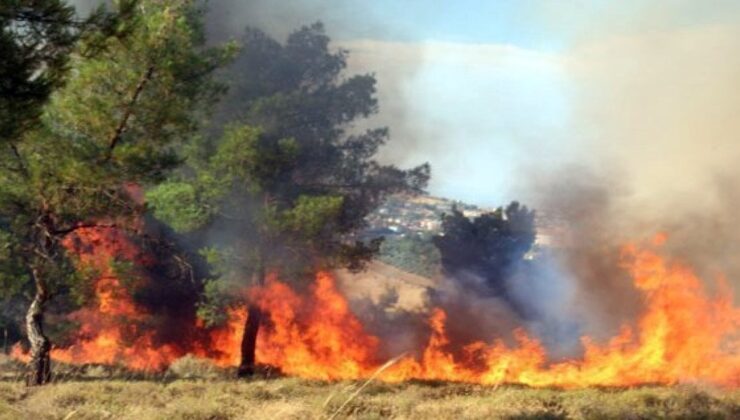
[[333, 1, 740, 207], [70, 0, 740, 209]]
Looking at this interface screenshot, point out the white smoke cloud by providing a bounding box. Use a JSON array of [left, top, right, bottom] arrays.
[[342, 39, 570, 206]]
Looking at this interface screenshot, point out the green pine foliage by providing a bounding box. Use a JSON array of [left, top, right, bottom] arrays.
[[1, 0, 231, 295], [147, 23, 430, 326], [0, 0, 232, 381], [0, 0, 135, 143]]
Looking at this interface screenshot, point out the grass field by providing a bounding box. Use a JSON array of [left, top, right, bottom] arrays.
[[1, 356, 739, 419]]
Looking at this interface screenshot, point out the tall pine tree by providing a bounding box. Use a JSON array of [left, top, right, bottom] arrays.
[[0, 0, 231, 385], [148, 23, 430, 376]]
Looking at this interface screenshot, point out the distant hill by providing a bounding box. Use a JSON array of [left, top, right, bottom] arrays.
[[348, 194, 495, 300], [335, 260, 435, 312]]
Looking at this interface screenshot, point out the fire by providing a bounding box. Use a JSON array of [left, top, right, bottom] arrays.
[[379, 239, 740, 387], [202, 308, 244, 367], [11, 229, 740, 388], [252, 272, 379, 379], [202, 238, 739, 387], [50, 227, 180, 370]]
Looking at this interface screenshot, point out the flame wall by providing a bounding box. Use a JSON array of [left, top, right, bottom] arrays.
[[14, 226, 738, 389]]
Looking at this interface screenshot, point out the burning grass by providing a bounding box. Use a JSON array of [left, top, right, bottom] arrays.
[[9, 230, 740, 390]]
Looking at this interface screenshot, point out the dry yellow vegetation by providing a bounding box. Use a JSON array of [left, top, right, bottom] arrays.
[[335, 261, 435, 311], [1, 355, 739, 419]]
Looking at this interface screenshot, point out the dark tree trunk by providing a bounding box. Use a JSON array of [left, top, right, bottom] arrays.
[[237, 261, 266, 378], [26, 271, 51, 386], [237, 304, 263, 377]]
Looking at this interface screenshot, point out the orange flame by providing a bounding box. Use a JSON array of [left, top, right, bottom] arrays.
[[212, 237, 738, 387], [47, 227, 180, 370], [253, 272, 379, 379], [11, 229, 740, 388], [378, 240, 740, 387]]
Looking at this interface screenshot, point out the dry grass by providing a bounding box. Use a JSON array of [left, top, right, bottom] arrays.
[[1, 354, 739, 419], [1, 378, 739, 419], [335, 261, 434, 311]]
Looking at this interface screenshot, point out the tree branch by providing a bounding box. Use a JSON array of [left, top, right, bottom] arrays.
[[8, 143, 29, 178], [51, 222, 118, 236], [102, 65, 155, 162]]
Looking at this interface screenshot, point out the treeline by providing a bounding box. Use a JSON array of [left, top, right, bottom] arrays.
[[0, 0, 535, 386]]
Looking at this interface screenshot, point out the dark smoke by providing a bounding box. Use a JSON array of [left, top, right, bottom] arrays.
[[409, 165, 652, 360], [519, 161, 740, 349], [349, 287, 432, 361], [204, 0, 343, 43], [523, 166, 644, 340]]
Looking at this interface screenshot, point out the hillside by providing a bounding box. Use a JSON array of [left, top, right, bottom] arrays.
[[335, 261, 436, 312]]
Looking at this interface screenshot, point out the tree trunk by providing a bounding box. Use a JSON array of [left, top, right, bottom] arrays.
[[237, 261, 266, 378], [237, 304, 263, 377], [26, 271, 51, 386]]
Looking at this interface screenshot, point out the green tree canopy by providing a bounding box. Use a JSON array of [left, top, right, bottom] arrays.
[[0, 0, 231, 385], [147, 22, 430, 376], [0, 0, 135, 143], [433, 202, 536, 297]]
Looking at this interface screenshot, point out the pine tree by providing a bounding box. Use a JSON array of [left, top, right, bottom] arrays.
[[0, 0, 231, 385], [0, 0, 134, 143], [148, 23, 429, 377]]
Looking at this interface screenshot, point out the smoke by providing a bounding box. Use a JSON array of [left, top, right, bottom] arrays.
[[342, 40, 426, 166], [507, 254, 582, 358], [492, 12, 740, 341], [197, 1, 425, 169], [521, 167, 643, 339], [661, 173, 740, 299], [432, 273, 523, 347], [564, 25, 740, 208], [528, 23, 740, 297], [203, 0, 362, 43], [63, 1, 740, 362], [348, 287, 431, 360]]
